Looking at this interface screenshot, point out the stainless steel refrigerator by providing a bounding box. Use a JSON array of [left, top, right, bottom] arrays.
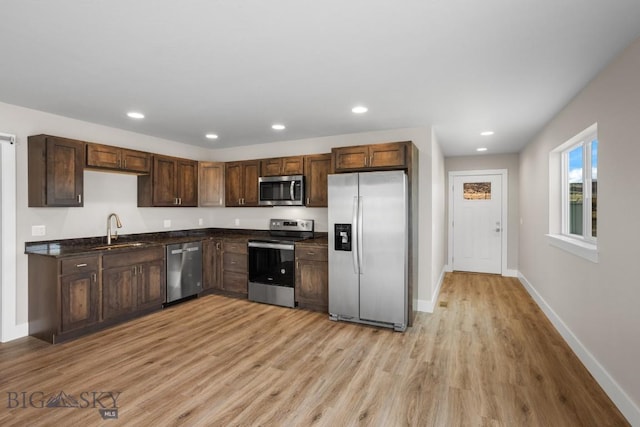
[[328, 170, 408, 331]]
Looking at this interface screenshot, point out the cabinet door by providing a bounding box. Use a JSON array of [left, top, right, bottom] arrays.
[[225, 162, 243, 207], [241, 161, 260, 206], [177, 159, 198, 206], [295, 259, 328, 310], [304, 154, 331, 207], [46, 137, 84, 206], [199, 162, 225, 207], [260, 158, 283, 177], [137, 259, 166, 310], [203, 240, 222, 291], [103, 266, 137, 321], [369, 142, 406, 169], [332, 146, 369, 171], [86, 143, 120, 169], [152, 156, 177, 206], [281, 156, 304, 175], [121, 149, 151, 173], [61, 271, 99, 332]]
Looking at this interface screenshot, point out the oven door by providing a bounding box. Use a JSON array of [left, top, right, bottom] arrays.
[[248, 241, 296, 308]]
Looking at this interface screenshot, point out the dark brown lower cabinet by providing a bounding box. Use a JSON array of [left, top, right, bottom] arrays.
[[202, 239, 222, 292], [28, 247, 165, 344], [102, 247, 165, 322], [60, 264, 99, 333], [295, 243, 328, 312], [221, 240, 248, 296]]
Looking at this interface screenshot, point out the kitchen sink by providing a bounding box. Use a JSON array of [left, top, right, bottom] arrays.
[[91, 242, 151, 250]]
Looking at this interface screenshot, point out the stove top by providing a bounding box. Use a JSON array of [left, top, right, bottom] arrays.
[[250, 218, 315, 243]]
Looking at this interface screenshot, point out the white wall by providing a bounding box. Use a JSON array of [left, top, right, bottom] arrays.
[[428, 129, 446, 310], [0, 100, 440, 338], [519, 37, 640, 423], [444, 153, 520, 272]]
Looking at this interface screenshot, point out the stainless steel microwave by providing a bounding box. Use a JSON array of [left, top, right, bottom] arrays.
[[258, 175, 305, 206]]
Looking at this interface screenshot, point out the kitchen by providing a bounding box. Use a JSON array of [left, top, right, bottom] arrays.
[[2, 1, 640, 425]]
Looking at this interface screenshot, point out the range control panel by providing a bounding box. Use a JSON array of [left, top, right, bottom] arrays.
[[269, 218, 314, 233]]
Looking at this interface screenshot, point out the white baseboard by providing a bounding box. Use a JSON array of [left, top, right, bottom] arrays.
[[518, 272, 640, 426], [416, 267, 446, 313], [503, 268, 518, 277]]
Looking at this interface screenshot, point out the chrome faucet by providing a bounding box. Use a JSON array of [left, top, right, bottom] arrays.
[[106, 213, 123, 245]]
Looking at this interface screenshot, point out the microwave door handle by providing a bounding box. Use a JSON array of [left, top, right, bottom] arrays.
[[290, 180, 295, 201]]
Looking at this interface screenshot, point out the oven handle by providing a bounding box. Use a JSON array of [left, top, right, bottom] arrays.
[[248, 241, 295, 251]]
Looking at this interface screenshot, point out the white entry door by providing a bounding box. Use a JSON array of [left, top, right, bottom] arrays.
[[452, 174, 503, 274]]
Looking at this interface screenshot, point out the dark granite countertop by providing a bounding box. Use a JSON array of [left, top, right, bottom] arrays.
[[25, 228, 327, 258]]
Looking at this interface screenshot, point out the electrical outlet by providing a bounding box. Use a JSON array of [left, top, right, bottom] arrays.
[[163, 219, 171, 228], [198, 218, 204, 226], [31, 225, 46, 236], [234, 218, 240, 226]]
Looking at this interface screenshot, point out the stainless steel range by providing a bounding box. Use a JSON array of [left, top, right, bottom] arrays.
[[248, 219, 314, 308]]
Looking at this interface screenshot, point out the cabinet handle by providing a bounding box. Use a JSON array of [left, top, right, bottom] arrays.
[[118, 158, 121, 168], [370, 154, 373, 166], [132, 266, 137, 276], [139, 265, 143, 274], [307, 252, 315, 256], [306, 197, 310, 205], [92, 273, 97, 282], [123, 159, 127, 169], [77, 194, 82, 204], [75, 263, 87, 268], [179, 197, 182, 205], [216, 242, 220, 250]]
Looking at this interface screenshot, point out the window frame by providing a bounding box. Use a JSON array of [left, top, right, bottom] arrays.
[[547, 123, 598, 263]]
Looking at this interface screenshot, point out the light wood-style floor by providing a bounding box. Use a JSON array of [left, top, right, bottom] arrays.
[[0, 273, 629, 426]]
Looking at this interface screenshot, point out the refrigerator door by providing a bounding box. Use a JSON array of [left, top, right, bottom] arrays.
[[328, 173, 360, 320], [358, 171, 408, 327]]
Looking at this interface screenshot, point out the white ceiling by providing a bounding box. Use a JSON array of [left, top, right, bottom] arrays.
[[2, 1, 640, 156]]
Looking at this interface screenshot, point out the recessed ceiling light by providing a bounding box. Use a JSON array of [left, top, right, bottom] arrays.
[[352, 106, 368, 114], [272, 124, 286, 130], [480, 131, 494, 136], [127, 111, 145, 119], [205, 133, 219, 140], [477, 147, 488, 152]]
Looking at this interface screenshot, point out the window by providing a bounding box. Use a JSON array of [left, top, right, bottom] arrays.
[[562, 128, 597, 241], [547, 123, 598, 262]]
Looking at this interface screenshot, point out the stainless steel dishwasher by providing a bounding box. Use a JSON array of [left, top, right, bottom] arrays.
[[166, 241, 203, 304]]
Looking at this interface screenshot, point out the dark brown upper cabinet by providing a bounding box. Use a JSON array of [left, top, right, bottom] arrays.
[[199, 162, 225, 207], [28, 135, 85, 207], [260, 156, 304, 177], [86, 143, 151, 174], [304, 153, 331, 207], [225, 160, 260, 207], [138, 155, 198, 207], [332, 141, 408, 172]]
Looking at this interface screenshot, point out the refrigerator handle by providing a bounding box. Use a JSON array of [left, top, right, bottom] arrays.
[[357, 196, 363, 274], [352, 196, 359, 274]]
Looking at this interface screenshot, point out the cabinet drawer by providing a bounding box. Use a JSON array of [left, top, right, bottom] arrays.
[[222, 270, 248, 294], [223, 251, 247, 272], [61, 256, 99, 275], [102, 246, 164, 269], [223, 241, 247, 254], [295, 246, 328, 262]]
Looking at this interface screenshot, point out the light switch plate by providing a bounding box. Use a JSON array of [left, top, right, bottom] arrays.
[[234, 218, 240, 226], [163, 219, 171, 228], [198, 218, 204, 226], [31, 225, 46, 236]]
